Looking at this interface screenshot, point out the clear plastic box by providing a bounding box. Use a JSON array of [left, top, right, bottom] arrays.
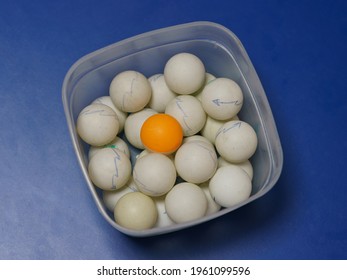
[[62, 21, 283, 237]]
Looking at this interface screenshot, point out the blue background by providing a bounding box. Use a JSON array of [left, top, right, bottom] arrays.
[[1, 0, 346, 259]]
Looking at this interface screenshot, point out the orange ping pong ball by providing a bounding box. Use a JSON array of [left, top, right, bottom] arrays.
[[140, 113, 183, 154]]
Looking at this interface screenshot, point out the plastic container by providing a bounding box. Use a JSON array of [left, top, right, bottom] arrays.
[[62, 21, 283, 237]]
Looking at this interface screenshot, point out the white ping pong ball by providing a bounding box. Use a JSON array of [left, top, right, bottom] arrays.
[[209, 165, 252, 208], [114, 192, 157, 230], [92, 96, 128, 132], [218, 157, 254, 180], [215, 120, 258, 163], [133, 153, 176, 197], [124, 108, 157, 149], [88, 136, 130, 160], [201, 78, 243, 120], [165, 182, 207, 224], [164, 53, 205, 95], [165, 95, 206, 136], [77, 103, 119, 146], [88, 148, 131, 191], [109, 70, 152, 113], [148, 74, 177, 112], [175, 140, 217, 184]]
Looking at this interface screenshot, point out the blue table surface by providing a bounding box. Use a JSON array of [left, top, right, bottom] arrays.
[[1, 0, 346, 260]]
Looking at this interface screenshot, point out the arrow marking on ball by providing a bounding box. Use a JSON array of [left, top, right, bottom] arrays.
[[212, 99, 242, 106], [216, 121, 242, 137]]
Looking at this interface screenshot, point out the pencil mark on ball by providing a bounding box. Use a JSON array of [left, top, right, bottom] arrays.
[[133, 170, 161, 196], [212, 98, 242, 106], [216, 121, 242, 137], [122, 74, 138, 110], [175, 97, 192, 133], [111, 149, 121, 189], [195, 141, 217, 164], [82, 109, 114, 117], [175, 97, 188, 117]]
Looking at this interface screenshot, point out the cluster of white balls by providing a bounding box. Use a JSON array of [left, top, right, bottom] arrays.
[[76, 52, 258, 231]]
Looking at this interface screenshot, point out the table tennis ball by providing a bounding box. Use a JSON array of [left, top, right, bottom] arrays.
[[92, 96, 128, 132], [199, 181, 221, 215], [133, 153, 176, 197], [88, 148, 131, 190], [77, 103, 119, 146], [175, 140, 217, 184], [218, 157, 254, 180], [164, 53, 206, 95], [114, 192, 157, 230], [201, 78, 243, 120], [140, 113, 183, 154], [153, 196, 175, 228], [215, 120, 258, 163], [165, 95, 206, 136], [165, 182, 207, 223], [209, 165, 252, 208], [124, 108, 157, 149], [102, 178, 138, 212], [88, 136, 130, 160], [109, 70, 152, 113], [148, 74, 177, 112], [194, 73, 216, 101]]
